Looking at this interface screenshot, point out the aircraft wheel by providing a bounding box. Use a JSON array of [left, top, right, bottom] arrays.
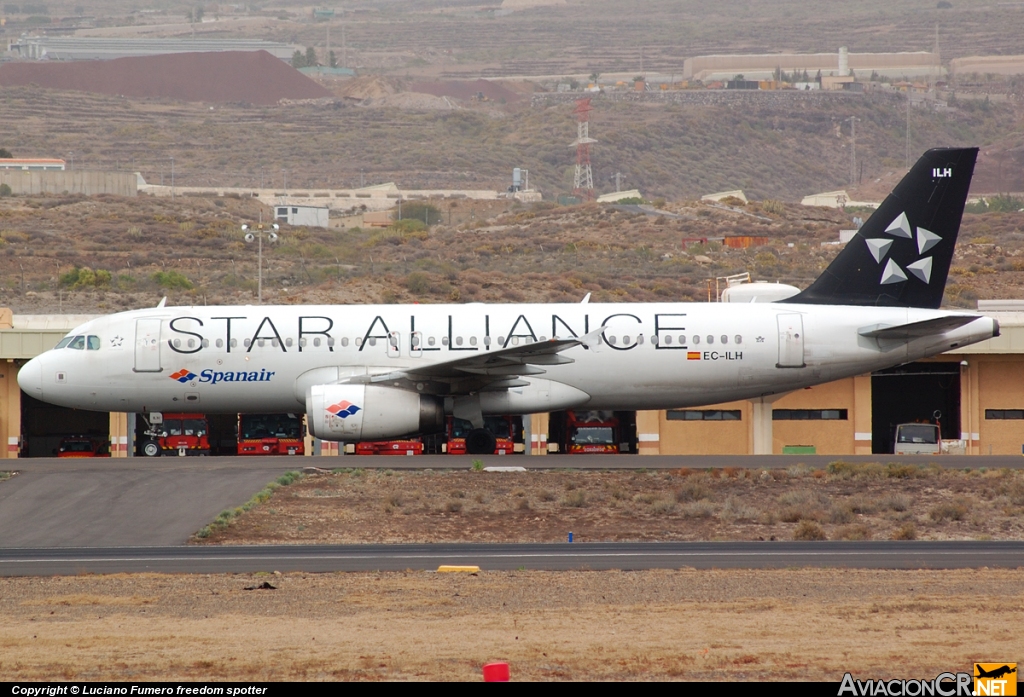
[[466, 428, 496, 455], [141, 440, 162, 457]]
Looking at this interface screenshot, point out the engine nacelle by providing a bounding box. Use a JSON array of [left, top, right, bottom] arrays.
[[478, 379, 590, 414], [306, 384, 444, 441]]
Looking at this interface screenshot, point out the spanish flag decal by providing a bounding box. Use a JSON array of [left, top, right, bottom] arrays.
[[687, 352, 701, 360]]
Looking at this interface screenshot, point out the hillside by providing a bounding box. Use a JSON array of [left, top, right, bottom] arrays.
[[0, 193, 1020, 314], [0, 87, 1018, 203]]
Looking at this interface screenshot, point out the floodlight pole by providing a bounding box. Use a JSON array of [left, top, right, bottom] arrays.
[[243, 220, 280, 304]]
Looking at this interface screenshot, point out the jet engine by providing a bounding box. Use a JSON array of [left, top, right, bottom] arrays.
[[306, 384, 444, 441]]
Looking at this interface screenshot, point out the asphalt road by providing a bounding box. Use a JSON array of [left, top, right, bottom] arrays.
[[8, 452, 1024, 473], [0, 541, 1021, 576], [0, 458, 294, 548]]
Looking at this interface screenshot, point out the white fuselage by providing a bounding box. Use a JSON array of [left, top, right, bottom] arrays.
[[18, 301, 997, 415]]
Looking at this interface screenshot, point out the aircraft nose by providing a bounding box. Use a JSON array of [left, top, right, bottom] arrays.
[[17, 357, 43, 400]]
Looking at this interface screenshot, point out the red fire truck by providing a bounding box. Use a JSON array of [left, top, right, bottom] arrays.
[[237, 413, 305, 456], [563, 410, 620, 454], [446, 416, 517, 455], [139, 412, 211, 457], [355, 438, 423, 455]]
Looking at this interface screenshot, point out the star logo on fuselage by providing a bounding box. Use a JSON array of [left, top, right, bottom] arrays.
[[110, 335, 124, 347]]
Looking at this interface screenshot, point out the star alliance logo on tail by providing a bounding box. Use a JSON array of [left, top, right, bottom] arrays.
[[327, 400, 361, 418], [169, 369, 197, 383], [865, 211, 940, 285]]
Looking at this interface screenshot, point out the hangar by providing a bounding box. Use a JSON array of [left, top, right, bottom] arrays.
[[2, 307, 1023, 458]]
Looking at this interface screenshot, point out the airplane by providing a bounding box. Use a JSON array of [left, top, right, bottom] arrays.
[[18, 147, 999, 454]]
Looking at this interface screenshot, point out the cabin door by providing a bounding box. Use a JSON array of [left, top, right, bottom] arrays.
[[776, 314, 805, 368], [134, 318, 163, 373]]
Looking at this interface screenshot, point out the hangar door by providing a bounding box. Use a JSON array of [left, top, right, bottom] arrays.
[[871, 362, 960, 454], [20, 392, 109, 457]]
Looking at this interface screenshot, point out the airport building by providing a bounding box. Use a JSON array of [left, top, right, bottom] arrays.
[[2, 306, 1023, 459]]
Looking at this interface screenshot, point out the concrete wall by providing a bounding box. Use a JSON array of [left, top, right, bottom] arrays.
[[684, 52, 941, 81], [972, 356, 1024, 455], [0, 170, 137, 196], [0, 361, 22, 459]]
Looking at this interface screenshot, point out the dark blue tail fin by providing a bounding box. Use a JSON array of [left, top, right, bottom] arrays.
[[787, 147, 977, 308]]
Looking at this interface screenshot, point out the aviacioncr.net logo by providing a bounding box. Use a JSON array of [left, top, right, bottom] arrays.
[[839, 672, 973, 696]]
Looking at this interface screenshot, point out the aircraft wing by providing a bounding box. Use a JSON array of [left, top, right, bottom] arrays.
[[342, 329, 602, 395], [858, 315, 980, 340]]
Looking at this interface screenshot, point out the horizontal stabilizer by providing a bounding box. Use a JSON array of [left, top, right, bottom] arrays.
[[858, 315, 979, 340]]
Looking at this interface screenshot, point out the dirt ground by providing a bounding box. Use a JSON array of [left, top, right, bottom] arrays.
[[0, 568, 1020, 681], [196, 464, 1024, 544]]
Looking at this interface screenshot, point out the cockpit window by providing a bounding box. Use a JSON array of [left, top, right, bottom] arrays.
[[67, 336, 86, 350], [87, 335, 101, 350], [55, 337, 73, 349]]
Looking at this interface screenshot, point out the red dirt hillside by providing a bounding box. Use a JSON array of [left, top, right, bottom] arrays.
[[0, 50, 331, 105]]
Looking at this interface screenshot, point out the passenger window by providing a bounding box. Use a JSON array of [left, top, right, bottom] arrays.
[[469, 336, 477, 346], [692, 336, 700, 345], [244, 339, 252, 348], [498, 336, 505, 345], [187, 339, 196, 349], [55, 337, 73, 349], [355, 337, 363, 347], [271, 338, 278, 348], [637, 335, 644, 345], [341, 338, 349, 347], [679, 335, 686, 345], [539, 336, 547, 342], [735, 335, 743, 344], [664, 335, 672, 345], [484, 336, 491, 346], [230, 338, 238, 349], [512, 337, 520, 346], [608, 336, 618, 345], [298, 338, 306, 347], [87, 336, 101, 350], [68, 336, 86, 350], [173, 339, 181, 348], [428, 337, 436, 346], [258, 339, 266, 348], [369, 338, 377, 347], [285, 338, 293, 348], [313, 338, 321, 347], [328, 337, 336, 347], [442, 337, 449, 346], [411, 335, 420, 347], [202, 339, 210, 348], [721, 335, 728, 345], [651, 335, 659, 345], [707, 335, 714, 345], [456, 336, 463, 346], [622, 335, 631, 344], [216, 339, 224, 348]]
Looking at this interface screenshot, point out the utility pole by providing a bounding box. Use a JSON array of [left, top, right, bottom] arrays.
[[847, 116, 858, 187], [906, 92, 911, 170]]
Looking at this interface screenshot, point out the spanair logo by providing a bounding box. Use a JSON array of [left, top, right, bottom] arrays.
[[864, 210, 940, 286], [974, 663, 1017, 696], [327, 400, 361, 419], [168, 368, 276, 385], [169, 369, 197, 383]]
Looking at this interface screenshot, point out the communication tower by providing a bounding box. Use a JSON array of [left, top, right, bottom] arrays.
[[570, 97, 597, 200]]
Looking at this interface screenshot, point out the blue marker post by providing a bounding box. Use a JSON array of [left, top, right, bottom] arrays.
[[568, 532, 573, 543]]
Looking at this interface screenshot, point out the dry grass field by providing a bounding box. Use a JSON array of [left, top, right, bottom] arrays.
[[1, 568, 1021, 681], [3, 189, 1023, 315], [195, 464, 1024, 545]]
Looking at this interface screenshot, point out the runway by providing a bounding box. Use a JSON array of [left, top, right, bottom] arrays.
[[1, 541, 1022, 576]]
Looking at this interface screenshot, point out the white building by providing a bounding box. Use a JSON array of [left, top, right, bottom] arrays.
[[275, 205, 330, 228]]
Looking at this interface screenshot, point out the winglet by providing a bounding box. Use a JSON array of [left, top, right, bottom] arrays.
[[579, 325, 606, 351], [581, 292, 591, 304], [156, 297, 167, 308]]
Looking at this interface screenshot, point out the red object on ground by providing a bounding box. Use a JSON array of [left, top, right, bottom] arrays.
[[482, 662, 510, 682], [0, 50, 331, 105]]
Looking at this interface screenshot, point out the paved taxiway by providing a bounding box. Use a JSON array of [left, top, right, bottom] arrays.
[[0, 541, 1021, 576]]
